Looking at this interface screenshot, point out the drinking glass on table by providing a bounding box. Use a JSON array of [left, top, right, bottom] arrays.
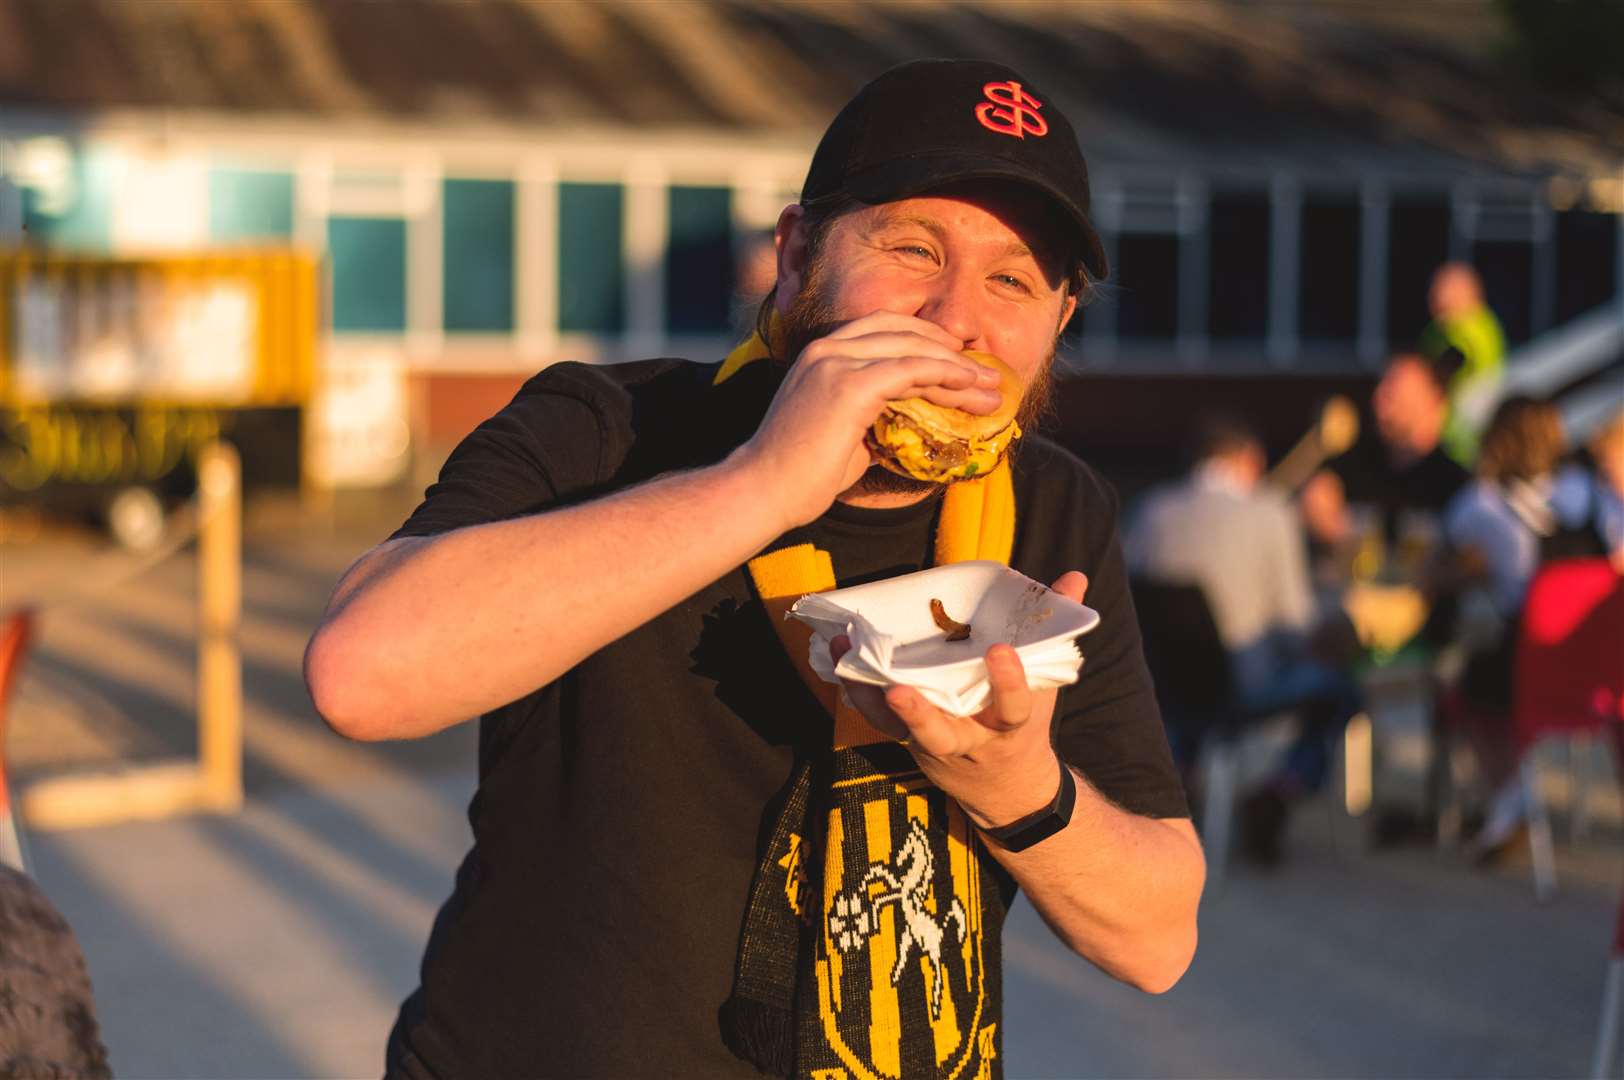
[[1349, 504, 1385, 583]]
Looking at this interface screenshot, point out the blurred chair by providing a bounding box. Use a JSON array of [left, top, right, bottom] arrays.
[[1512, 558, 1624, 901], [0, 608, 37, 873], [1130, 579, 1248, 881]]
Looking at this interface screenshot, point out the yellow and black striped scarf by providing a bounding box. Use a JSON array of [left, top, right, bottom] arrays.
[[717, 331, 1015, 1079]]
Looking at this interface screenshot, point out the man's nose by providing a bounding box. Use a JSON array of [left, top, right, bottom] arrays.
[[915, 268, 980, 349]]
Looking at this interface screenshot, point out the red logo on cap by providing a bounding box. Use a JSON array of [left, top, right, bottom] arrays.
[[975, 81, 1048, 139]]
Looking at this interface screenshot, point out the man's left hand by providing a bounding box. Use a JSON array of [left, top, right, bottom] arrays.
[[832, 570, 1088, 830]]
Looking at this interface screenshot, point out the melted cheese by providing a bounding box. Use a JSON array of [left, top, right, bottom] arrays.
[[874, 415, 1021, 481]]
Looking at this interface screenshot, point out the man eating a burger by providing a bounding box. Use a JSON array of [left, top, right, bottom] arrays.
[[305, 59, 1204, 1079]]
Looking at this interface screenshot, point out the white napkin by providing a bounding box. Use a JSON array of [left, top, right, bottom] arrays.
[[788, 592, 1086, 717]]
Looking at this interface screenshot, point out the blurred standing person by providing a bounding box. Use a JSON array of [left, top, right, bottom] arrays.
[[1128, 416, 1360, 866], [1420, 263, 1506, 467], [1301, 351, 1471, 564], [1441, 398, 1568, 859]]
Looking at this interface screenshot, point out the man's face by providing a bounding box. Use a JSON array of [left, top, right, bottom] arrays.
[[775, 184, 1078, 422], [1373, 357, 1443, 451], [1429, 264, 1480, 321], [1229, 443, 1266, 490]]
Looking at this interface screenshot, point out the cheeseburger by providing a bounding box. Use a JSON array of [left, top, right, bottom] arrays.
[[865, 350, 1024, 482]]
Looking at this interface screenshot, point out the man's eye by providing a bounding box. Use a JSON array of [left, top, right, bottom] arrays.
[[994, 274, 1032, 294], [895, 245, 934, 259]]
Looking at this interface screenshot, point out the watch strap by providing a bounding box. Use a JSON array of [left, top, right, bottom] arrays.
[[980, 759, 1076, 852]]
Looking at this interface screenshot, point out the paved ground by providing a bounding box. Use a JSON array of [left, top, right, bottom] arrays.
[[3, 497, 1619, 1079]]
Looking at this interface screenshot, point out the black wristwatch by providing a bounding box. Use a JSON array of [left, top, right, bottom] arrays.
[[979, 760, 1076, 852]]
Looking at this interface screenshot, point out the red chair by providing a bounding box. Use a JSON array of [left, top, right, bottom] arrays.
[[1519, 560, 1624, 1076], [1511, 558, 1623, 904], [0, 607, 38, 872]]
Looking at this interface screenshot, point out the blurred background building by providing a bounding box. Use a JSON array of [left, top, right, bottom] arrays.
[[1, 0, 1621, 503]]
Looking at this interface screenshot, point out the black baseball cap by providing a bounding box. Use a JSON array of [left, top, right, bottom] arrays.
[[802, 58, 1108, 282]]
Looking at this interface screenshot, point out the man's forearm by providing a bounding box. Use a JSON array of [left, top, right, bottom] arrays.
[[981, 767, 1204, 994], [305, 454, 786, 740]]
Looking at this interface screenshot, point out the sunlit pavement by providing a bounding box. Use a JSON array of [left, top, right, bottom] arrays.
[[4, 500, 1618, 1078]]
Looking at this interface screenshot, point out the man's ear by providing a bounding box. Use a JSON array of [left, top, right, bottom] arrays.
[[773, 204, 809, 317], [1057, 292, 1079, 335]]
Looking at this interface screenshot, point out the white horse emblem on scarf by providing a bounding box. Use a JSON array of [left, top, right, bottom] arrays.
[[827, 819, 969, 1020]]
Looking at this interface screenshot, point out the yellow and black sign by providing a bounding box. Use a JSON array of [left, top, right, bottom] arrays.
[[1, 404, 221, 491], [0, 249, 318, 409], [0, 403, 303, 497]]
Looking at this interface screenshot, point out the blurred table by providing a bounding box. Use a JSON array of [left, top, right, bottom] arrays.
[[1346, 579, 1469, 844]]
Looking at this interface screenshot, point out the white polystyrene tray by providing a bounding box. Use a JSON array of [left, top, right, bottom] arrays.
[[787, 560, 1100, 716]]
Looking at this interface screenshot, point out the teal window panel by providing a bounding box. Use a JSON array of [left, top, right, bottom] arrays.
[[209, 168, 295, 241], [443, 178, 515, 333], [328, 216, 407, 333], [666, 186, 735, 334], [21, 145, 113, 250], [558, 182, 624, 335]]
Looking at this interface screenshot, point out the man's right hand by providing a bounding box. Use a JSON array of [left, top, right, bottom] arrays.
[[729, 311, 1005, 530]]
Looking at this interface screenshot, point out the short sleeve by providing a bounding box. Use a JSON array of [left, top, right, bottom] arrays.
[[1014, 443, 1190, 820], [389, 363, 636, 542], [1056, 525, 1190, 820]]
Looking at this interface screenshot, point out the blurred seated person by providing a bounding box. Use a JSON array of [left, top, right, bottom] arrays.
[[1445, 398, 1568, 616], [1127, 415, 1361, 866], [1440, 398, 1568, 860], [1552, 407, 1624, 569], [1420, 263, 1506, 467], [1301, 351, 1471, 577]]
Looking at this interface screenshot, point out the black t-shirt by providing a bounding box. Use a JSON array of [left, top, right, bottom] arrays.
[[383, 358, 1186, 1079], [1330, 434, 1470, 544]]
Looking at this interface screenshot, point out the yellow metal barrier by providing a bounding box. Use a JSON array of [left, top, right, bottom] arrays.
[[20, 441, 243, 829]]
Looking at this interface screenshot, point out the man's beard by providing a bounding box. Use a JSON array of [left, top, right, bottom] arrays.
[[775, 270, 1058, 498]]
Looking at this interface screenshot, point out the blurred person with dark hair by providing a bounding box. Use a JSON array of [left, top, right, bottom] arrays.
[[0, 864, 111, 1078], [1420, 262, 1506, 467], [1552, 408, 1624, 569], [1301, 351, 1470, 566], [1127, 414, 1360, 866], [1441, 397, 1570, 860], [1447, 397, 1568, 613], [306, 59, 1200, 1079]]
